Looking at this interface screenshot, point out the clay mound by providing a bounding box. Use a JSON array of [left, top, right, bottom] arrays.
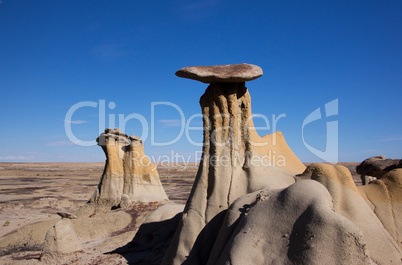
[[90, 128, 168, 206], [207, 180, 372, 264], [358, 168, 402, 248], [0, 205, 132, 257], [163, 64, 305, 264], [297, 163, 402, 263]]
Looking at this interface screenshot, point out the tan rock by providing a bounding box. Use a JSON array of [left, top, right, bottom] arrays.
[[358, 168, 402, 249], [90, 129, 168, 206], [297, 163, 402, 264], [123, 135, 168, 202], [163, 65, 305, 264], [119, 194, 132, 208], [43, 219, 82, 254], [91, 128, 129, 206]]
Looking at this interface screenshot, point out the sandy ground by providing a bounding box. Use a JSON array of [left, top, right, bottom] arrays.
[[0, 162, 197, 264], [0, 162, 360, 264]]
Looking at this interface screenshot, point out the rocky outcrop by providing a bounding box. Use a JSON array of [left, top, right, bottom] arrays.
[[198, 163, 402, 265], [163, 64, 305, 264], [90, 128, 168, 206], [43, 219, 82, 255], [358, 168, 402, 249], [207, 180, 372, 264], [162, 64, 402, 265], [297, 163, 402, 264], [357, 156, 402, 184]]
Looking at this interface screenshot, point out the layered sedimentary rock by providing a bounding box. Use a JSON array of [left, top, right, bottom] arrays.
[[90, 128, 168, 206], [358, 168, 402, 249], [297, 163, 402, 263], [162, 64, 402, 264], [163, 64, 305, 264]]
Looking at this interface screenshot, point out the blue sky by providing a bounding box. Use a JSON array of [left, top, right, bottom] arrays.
[[0, 0, 401, 163]]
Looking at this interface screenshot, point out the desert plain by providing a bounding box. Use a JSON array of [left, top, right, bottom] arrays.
[[0, 161, 360, 264]]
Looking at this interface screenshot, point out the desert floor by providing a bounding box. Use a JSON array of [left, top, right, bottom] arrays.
[[0, 162, 360, 264]]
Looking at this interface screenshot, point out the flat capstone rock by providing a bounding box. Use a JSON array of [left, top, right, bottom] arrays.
[[175, 63, 263, 83]]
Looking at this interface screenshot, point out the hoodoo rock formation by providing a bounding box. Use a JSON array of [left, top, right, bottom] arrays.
[[90, 128, 168, 206], [163, 64, 306, 264], [162, 64, 402, 265]]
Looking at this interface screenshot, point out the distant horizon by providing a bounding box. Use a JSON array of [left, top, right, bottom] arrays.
[[0, 160, 364, 164]]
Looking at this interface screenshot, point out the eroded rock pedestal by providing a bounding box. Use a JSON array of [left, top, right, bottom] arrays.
[[162, 64, 402, 265], [90, 128, 168, 206], [163, 64, 306, 264]]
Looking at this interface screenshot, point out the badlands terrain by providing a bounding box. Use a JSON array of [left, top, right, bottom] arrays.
[[0, 162, 359, 264], [0, 162, 197, 264], [1, 64, 400, 264]]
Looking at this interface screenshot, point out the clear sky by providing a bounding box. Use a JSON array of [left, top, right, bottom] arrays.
[[0, 0, 401, 163]]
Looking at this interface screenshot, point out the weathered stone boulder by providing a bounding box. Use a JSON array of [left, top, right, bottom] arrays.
[[119, 194, 132, 209], [357, 156, 402, 180], [43, 219, 82, 255], [90, 128, 168, 206]]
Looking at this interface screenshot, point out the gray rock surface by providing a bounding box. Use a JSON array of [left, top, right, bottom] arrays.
[[356, 156, 402, 178], [175, 63, 263, 83], [43, 219, 82, 254], [208, 180, 373, 265]]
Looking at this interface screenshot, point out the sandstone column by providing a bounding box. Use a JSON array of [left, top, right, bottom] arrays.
[[123, 135, 169, 202], [163, 64, 305, 264], [92, 128, 129, 206], [90, 128, 168, 206]]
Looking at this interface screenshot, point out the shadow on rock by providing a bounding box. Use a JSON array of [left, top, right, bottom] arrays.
[[109, 212, 182, 265]]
